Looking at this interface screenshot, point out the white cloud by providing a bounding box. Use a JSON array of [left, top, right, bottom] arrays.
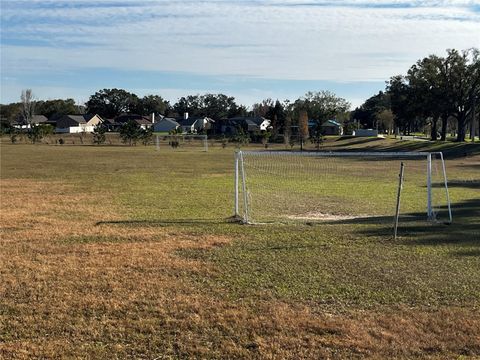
[[1, 0, 479, 103]]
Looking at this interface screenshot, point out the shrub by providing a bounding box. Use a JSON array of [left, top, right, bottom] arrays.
[[92, 124, 107, 145]]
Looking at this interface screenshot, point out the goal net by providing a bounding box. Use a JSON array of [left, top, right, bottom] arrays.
[[234, 151, 452, 225], [155, 134, 208, 152]]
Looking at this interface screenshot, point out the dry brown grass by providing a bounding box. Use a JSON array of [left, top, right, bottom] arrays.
[[1, 171, 479, 358]]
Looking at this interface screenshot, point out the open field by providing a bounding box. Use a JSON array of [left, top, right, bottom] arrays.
[[1, 138, 480, 359]]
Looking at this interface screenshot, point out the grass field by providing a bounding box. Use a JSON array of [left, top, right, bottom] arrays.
[[1, 138, 479, 359]]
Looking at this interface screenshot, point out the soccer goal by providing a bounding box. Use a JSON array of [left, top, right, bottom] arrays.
[[155, 134, 208, 152], [234, 151, 452, 225]]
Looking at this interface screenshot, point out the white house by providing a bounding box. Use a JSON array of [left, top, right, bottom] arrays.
[[223, 117, 271, 134], [56, 114, 104, 133], [177, 116, 215, 133]]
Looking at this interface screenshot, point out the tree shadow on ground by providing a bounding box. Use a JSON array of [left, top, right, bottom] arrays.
[[365, 142, 480, 159], [319, 198, 479, 253], [329, 137, 386, 147], [459, 163, 480, 169], [433, 180, 480, 189]]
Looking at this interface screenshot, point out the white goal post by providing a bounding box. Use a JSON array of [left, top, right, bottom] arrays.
[[155, 134, 208, 152], [234, 150, 452, 225]]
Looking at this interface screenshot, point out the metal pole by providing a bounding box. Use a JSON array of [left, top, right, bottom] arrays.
[[427, 153, 433, 220], [439, 152, 452, 223], [204, 135, 208, 152], [394, 162, 405, 240], [155, 135, 160, 151], [234, 151, 239, 217], [240, 151, 249, 223]]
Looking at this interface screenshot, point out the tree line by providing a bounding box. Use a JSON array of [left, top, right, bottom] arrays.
[[1, 48, 478, 142], [353, 48, 479, 142]]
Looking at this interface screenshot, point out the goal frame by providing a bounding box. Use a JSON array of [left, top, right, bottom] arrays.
[[233, 150, 452, 224], [155, 134, 208, 152]]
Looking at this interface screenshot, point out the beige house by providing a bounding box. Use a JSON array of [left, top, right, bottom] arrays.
[[56, 114, 104, 133]]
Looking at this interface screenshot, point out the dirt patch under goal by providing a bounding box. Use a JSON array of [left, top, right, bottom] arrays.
[[287, 212, 378, 221]]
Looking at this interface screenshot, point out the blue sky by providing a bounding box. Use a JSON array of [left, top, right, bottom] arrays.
[[1, 0, 479, 109]]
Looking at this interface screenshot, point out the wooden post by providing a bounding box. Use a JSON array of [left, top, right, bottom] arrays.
[[394, 162, 405, 240]]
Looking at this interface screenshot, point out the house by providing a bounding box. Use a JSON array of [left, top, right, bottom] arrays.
[[153, 117, 180, 132], [175, 116, 215, 134], [13, 115, 50, 129], [55, 114, 104, 133], [114, 114, 152, 130], [103, 118, 119, 132], [177, 117, 198, 133], [221, 117, 271, 135], [320, 120, 343, 135], [193, 116, 215, 133]]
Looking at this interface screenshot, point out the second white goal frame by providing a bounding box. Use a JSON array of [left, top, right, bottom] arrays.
[[155, 134, 208, 152], [234, 150, 452, 225]]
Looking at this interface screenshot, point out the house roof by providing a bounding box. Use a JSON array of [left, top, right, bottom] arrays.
[[135, 118, 152, 126], [175, 116, 214, 123], [321, 120, 342, 127], [157, 118, 180, 126], [228, 116, 269, 126], [177, 118, 198, 126], [54, 114, 102, 125], [15, 114, 49, 125], [67, 115, 88, 124], [115, 114, 150, 123], [32, 115, 48, 123]]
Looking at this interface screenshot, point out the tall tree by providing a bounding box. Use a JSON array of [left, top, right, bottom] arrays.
[[0, 102, 22, 123], [294, 91, 350, 130], [140, 95, 170, 116], [252, 98, 274, 117], [36, 99, 78, 118], [443, 49, 480, 142], [86, 89, 140, 118], [407, 56, 445, 140], [173, 93, 244, 119], [387, 75, 417, 135], [351, 91, 391, 130], [467, 49, 480, 141], [298, 109, 309, 151], [251, 99, 286, 135], [20, 89, 36, 126], [376, 109, 394, 135]]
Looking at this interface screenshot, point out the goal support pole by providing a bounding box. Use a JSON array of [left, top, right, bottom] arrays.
[[239, 151, 249, 223], [427, 153, 433, 220], [234, 151, 239, 217]]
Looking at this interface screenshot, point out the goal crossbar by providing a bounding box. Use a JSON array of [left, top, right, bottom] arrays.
[[240, 150, 443, 157]]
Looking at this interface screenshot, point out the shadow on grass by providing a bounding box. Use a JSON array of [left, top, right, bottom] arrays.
[[95, 218, 233, 227], [459, 163, 480, 169], [318, 198, 479, 251], [330, 137, 386, 147], [366, 142, 480, 159], [452, 249, 480, 257], [433, 180, 480, 189]]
